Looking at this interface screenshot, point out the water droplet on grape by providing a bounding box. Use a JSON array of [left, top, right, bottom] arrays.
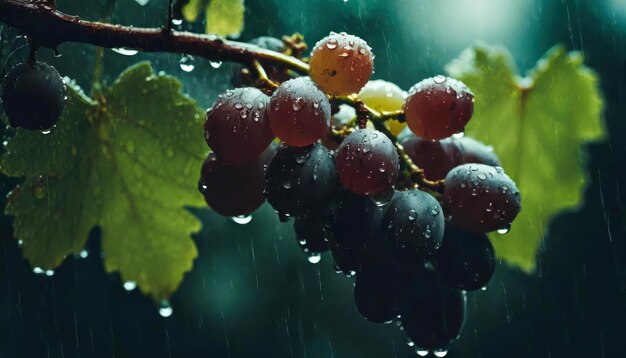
[[326, 39, 339, 49], [40, 129, 52, 135], [307, 253, 321, 264], [231, 215, 252, 225], [497, 224, 511, 234], [434, 75, 446, 84]]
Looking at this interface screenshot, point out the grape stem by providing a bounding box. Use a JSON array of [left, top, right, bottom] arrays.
[[0, 0, 440, 191]]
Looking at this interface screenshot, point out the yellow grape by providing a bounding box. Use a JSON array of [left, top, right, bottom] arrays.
[[357, 80, 406, 136]]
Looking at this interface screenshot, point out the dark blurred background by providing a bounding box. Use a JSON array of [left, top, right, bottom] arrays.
[[1, 0, 625, 357]]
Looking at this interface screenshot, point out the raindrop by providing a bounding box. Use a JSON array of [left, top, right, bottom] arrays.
[[307, 253, 321, 264], [326, 39, 339, 49], [407, 341, 415, 347], [416, 349, 429, 357], [45, 269, 55, 277], [209, 61, 223, 69], [477, 172, 487, 180], [431, 207, 439, 216], [407, 209, 417, 221], [79, 249, 89, 259], [17, 240, 23, 247], [433, 75, 447, 84], [171, 18, 183, 26], [40, 129, 52, 135], [452, 132, 464, 138], [53, 48, 62, 58], [179, 55, 195, 72], [123, 281, 137, 291], [33, 267, 44, 274], [292, 97, 304, 111], [434, 349, 449, 357], [112, 48, 139, 56], [231, 215, 252, 225], [481, 286, 488, 291], [158, 300, 173, 318]]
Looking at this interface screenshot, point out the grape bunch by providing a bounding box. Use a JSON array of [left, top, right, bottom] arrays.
[[196, 31, 522, 355]]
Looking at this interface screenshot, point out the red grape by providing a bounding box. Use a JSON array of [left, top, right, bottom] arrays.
[[268, 77, 331, 147], [404, 75, 474, 140], [204, 87, 273, 164]]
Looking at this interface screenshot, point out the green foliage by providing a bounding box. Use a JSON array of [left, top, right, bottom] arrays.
[[183, 0, 244, 38], [1, 63, 207, 300], [446, 44, 605, 271]]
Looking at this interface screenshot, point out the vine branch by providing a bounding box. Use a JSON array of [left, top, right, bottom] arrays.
[[0, 0, 309, 73]]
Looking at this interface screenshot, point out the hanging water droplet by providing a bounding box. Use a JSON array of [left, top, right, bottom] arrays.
[[283, 181, 292, 189], [307, 253, 321, 264], [179, 54, 195, 72], [123, 281, 137, 291], [171, 18, 183, 26], [40, 129, 52, 135], [452, 132, 464, 138], [231, 215, 252, 225], [497, 224, 511, 234], [407, 341, 415, 347], [416, 349, 429, 357], [158, 300, 173, 317], [481, 286, 488, 291], [17, 240, 23, 247], [45, 269, 55, 277], [434, 349, 449, 357], [53, 48, 62, 58], [134, 0, 149, 6], [209, 61, 223, 69], [79, 249, 89, 259], [112, 48, 139, 56], [33, 267, 44, 274], [368, 188, 394, 206]]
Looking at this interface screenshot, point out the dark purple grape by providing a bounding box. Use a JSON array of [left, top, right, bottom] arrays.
[[330, 246, 363, 276], [231, 36, 289, 87], [250, 36, 286, 52], [265, 142, 337, 217], [398, 128, 463, 181], [268, 77, 331, 147], [456, 136, 500, 167], [293, 211, 331, 254], [327, 188, 387, 250], [354, 264, 403, 323], [399, 129, 501, 181], [1, 62, 66, 130], [404, 75, 474, 140], [199, 149, 272, 217], [434, 226, 496, 291], [336, 129, 399, 195], [204, 87, 274, 165], [383, 190, 445, 265], [399, 270, 466, 351], [443, 164, 521, 233]]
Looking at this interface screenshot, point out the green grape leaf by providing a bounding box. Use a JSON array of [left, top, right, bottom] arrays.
[[182, 0, 207, 22], [446, 44, 605, 272], [0, 63, 207, 300], [205, 0, 244, 38]]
